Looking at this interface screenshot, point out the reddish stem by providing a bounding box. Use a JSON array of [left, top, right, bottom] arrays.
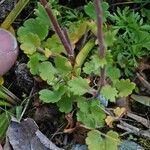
[[94, 0, 106, 88], [40, 0, 74, 60]]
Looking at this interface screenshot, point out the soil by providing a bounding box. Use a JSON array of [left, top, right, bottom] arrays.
[[1, 0, 150, 149], [0, 0, 16, 20]]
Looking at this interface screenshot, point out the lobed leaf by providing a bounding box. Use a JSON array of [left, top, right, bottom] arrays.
[[84, 2, 110, 22], [34, 2, 51, 28], [57, 95, 73, 113], [17, 18, 48, 40], [43, 34, 64, 54], [55, 56, 72, 76], [38, 61, 57, 85], [101, 85, 118, 102], [107, 66, 120, 83], [83, 54, 107, 75], [86, 130, 120, 150], [39, 86, 65, 103], [19, 33, 41, 55], [27, 53, 47, 75], [86, 130, 103, 150], [115, 79, 135, 97], [68, 77, 90, 96], [77, 100, 106, 128]]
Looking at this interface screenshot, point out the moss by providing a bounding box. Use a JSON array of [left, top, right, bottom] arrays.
[[139, 138, 150, 149]]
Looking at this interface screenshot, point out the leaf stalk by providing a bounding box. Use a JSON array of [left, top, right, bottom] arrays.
[[95, 0, 106, 88], [40, 0, 74, 63]]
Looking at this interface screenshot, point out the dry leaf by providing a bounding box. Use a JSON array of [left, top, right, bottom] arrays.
[[105, 116, 114, 128], [114, 107, 126, 118], [4, 118, 63, 150], [64, 113, 75, 133]]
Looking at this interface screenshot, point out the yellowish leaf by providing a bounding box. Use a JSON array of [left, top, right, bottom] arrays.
[[105, 116, 114, 128], [113, 107, 126, 118], [70, 22, 88, 44], [0, 77, 4, 85], [44, 48, 52, 58]]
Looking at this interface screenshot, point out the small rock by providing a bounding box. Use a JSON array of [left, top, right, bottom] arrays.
[[119, 140, 144, 150], [15, 63, 34, 93], [72, 144, 88, 150], [0, 0, 16, 20], [97, 94, 108, 107]]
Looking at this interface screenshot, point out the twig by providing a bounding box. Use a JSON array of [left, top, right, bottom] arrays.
[[136, 72, 150, 92], [36, 47, 45, 54], [111, 0, 150, 6], [0, 0, 5, 5], [117, 121, 150, 139], [40, 0, 74, 62], [127, 112, 150, 129], [94, 0, 106, 89], [62, 28, 72, 52], [1, 86, 21, 103], [18, 87, 34, 122], [50, 122, 66, 140]]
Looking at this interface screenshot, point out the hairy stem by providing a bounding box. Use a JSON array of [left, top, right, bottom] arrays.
[[95, 0, 106, 88], [40, 0, 74, 61], [62, 28, 72, 51]]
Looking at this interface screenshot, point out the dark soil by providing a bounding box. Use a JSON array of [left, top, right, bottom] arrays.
[[1, 0, 150, 149]]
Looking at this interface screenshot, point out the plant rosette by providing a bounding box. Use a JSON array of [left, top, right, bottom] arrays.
[[0, 28, 18, 76]]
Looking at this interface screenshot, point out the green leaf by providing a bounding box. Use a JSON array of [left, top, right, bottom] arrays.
[[68, 77, 90, 95], [90, 105, 106, 127], [19, 33, 41, 55], [74, 39, 95, 74], [38, 61, 57, 85], [92, 55, 107, 68], [55, 56, 72, 76], [0, 77, 4, 86], [77, 111, 95, 128], [57, 95, 73, 113], [115, 79, 135, 97], [39, 86, 65, 103], [0, 110, 14, 140], [0, 100, 12, 107], [16, 106, 23, 121], [69, 21, 88, 44], [27, 53, 47, 75], [105, 29, 118, 47], [105, 131, 121, 150], [86, 130, 120, 150], [77, 100, 106, 128], [86, 130, 103, 150], [107, 66, 120, 83], [83, 61, 96, 75], [43, 34, 64, 54], [131, 94, 150, 107], [141, 8, 150, 21], [34, 3, 51, 28], [83, 54, 107, 75], [138, 31, 150, 49], [84, 2, 110, 22], [101, 85, 118, 102], [77, 97, 90, 112], [17, 18, 48, 40]]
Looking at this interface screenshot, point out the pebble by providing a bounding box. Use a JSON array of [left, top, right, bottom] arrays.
[[119, 140, 144, 150], [72, 144, 88, 150]]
